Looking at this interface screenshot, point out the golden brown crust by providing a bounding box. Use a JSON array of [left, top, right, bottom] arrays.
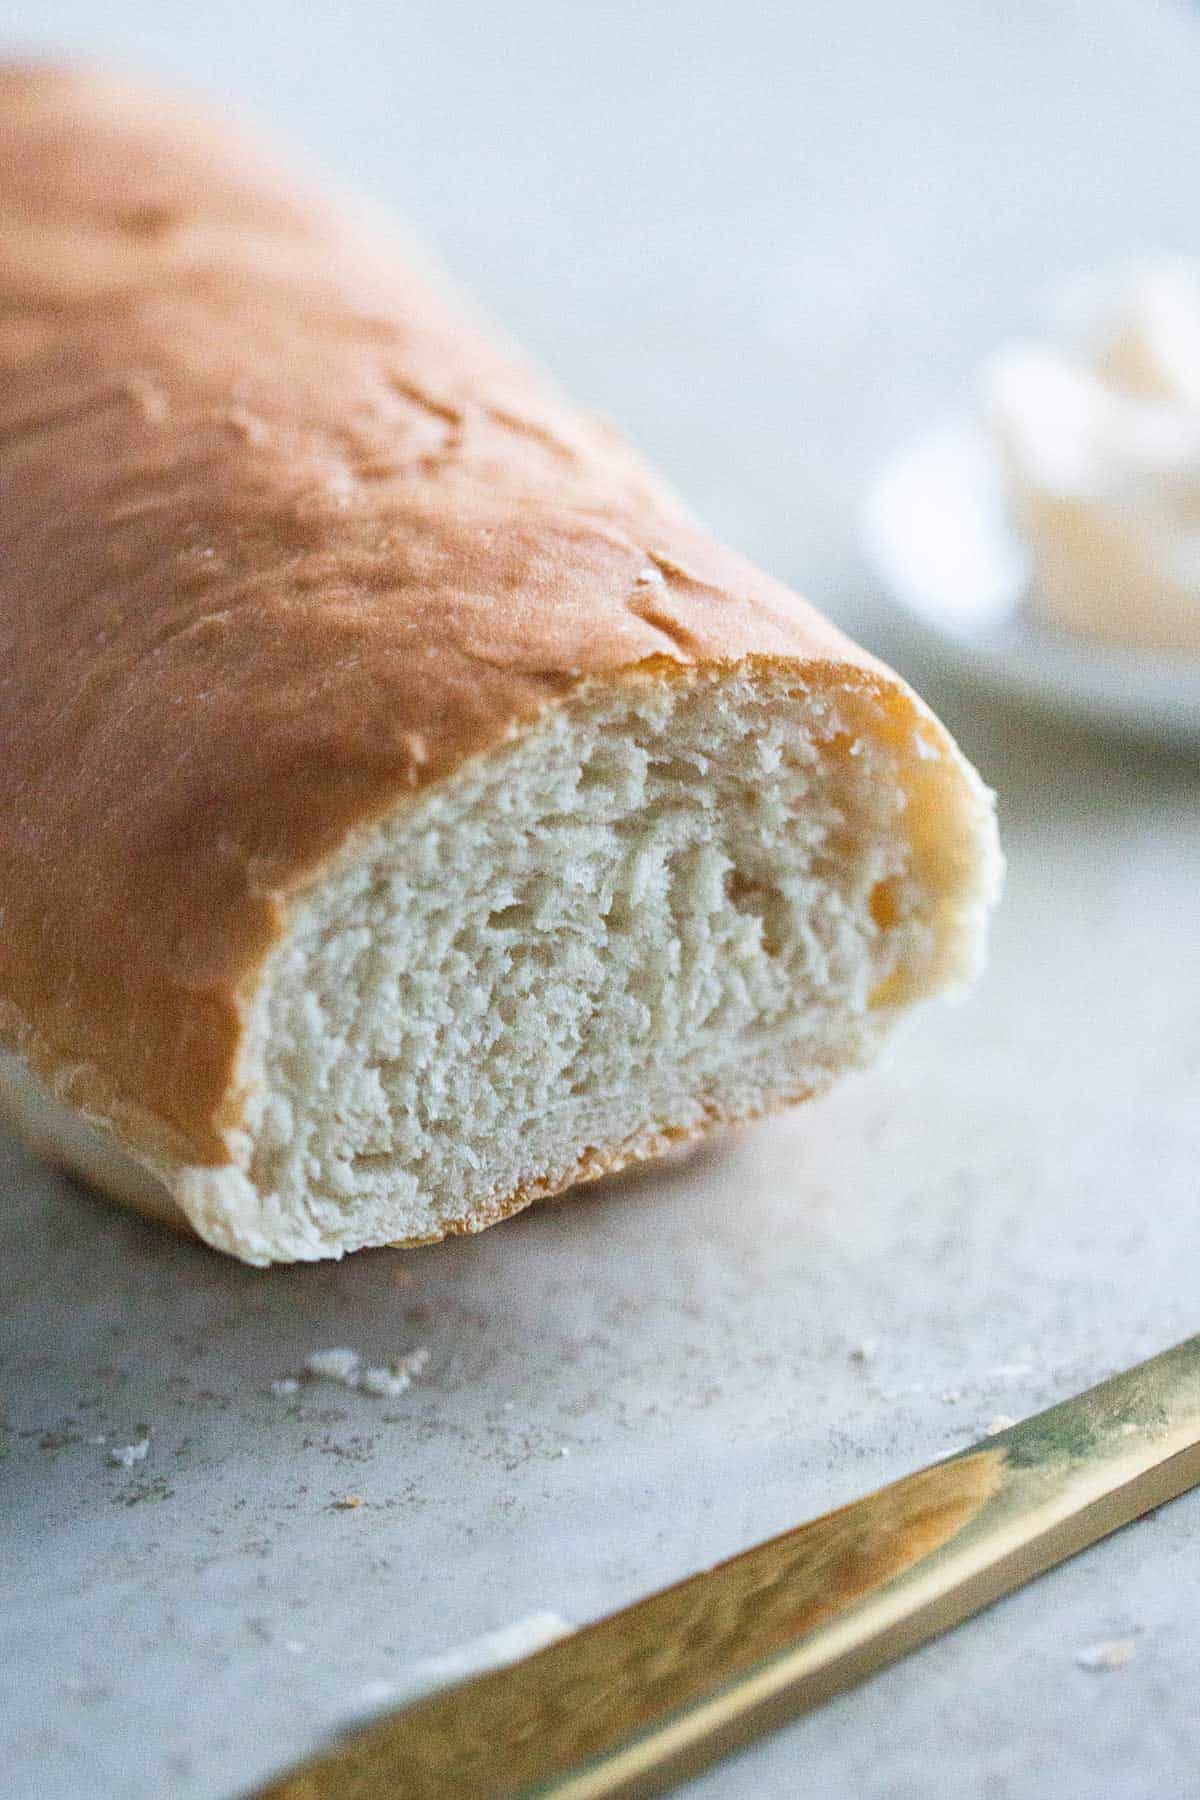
[[395, 1084, 817, 1248], [0, 62, 894, 1175]]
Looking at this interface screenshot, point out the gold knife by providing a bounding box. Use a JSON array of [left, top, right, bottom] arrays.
[[255, 1334, 1200, 1800]]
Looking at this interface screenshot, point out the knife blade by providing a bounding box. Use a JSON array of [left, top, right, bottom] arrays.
[[254, 1333, 1200, 1800]]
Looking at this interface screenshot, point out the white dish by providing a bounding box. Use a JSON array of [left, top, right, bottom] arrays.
[[860, 416, 1200, 749]]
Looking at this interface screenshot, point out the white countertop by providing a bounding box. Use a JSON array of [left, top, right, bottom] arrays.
[[3, 2, 1200, 1795]]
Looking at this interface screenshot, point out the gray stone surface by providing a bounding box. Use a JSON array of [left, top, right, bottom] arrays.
[[2, 2, 1200, 1795]]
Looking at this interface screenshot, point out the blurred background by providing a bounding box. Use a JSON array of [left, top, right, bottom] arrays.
[[3, 5, 1200, 1800]]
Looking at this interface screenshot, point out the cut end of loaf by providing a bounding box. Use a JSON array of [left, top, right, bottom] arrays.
[[0, 68, 1002, 1268], [160, 660, 999, 1264]]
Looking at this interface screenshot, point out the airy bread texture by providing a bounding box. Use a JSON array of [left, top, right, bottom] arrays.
[[0, 65, 1000, 1263]]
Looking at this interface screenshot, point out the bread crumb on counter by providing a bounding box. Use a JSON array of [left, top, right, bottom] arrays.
[[360, 1352, 430, 1398], [273, 1345, 431, 1399], [109, 1439, 150, 1469], [303, 1347, 363, 1386], [1075, 1636, 1140, 1672]]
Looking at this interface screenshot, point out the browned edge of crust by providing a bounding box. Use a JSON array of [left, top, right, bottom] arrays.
[[395, 1083, 817, 1248]]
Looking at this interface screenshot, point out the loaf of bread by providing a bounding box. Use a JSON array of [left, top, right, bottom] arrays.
[[0, 64, 1001, 1263]]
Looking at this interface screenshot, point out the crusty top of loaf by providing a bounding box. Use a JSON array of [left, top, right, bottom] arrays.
[[0, 63, 890, 1165]]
